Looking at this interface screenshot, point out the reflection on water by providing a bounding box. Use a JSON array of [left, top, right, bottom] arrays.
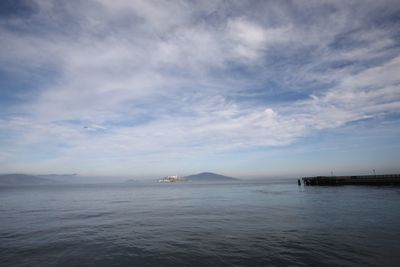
[[1, 180, 400, 266]]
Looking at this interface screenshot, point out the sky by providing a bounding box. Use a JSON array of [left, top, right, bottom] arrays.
[[0, 0, 400, 178]]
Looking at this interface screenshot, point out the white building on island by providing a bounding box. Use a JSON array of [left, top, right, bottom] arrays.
[[158, 175, 186, 183]]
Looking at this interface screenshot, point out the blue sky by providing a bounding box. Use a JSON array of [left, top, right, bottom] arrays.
[[0, 0, 400, 178]]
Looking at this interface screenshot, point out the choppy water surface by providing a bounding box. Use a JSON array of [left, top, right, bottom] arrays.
[[1, 180, 400, 266]]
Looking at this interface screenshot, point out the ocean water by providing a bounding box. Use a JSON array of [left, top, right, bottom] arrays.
[[1, 180, 400, 267]]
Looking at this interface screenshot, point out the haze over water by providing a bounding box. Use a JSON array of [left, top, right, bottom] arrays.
[[1, 180, 400, 267]]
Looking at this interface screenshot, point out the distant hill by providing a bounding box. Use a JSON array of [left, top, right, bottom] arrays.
[[184, 172, 238, 182], [36, 174, 79, 183], [124, 179, 137, 184], [0, 174, 57, 186]]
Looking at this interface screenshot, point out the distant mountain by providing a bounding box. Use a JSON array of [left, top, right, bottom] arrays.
[[36, 174, 80, 183], [38, 174, 77, 178], [0, 174, 57, 186], [124, 179, 137, 184], [184, 172, 238, 182]]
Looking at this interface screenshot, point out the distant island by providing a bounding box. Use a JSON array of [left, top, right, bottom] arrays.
[[185, 172, 238, 182], [124, 179, 138, 184], [158, 175, 186, 183], [0, 174, 57, 186], [157, 172, 238, 183]]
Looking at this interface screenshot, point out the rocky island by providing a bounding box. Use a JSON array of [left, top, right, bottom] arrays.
[[158, 175, 186, 183], [157, 172, 238, 183]]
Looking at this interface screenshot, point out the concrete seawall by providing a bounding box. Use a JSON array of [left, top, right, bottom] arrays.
[[302, 174, 400, 186]]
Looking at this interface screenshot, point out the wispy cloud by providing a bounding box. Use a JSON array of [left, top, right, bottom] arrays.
[[0, 0, 399, 175]]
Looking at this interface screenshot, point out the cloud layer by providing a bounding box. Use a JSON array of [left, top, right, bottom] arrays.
[[1, 0, 400, 175]]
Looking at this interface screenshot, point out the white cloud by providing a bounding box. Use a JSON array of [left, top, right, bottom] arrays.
[[1, 0, 400, 174]]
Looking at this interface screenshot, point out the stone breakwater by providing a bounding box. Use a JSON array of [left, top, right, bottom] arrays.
[[302, 174, 400, 186]]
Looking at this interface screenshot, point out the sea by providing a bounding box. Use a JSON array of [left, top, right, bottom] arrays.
[[1, 179, 400, 267]]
